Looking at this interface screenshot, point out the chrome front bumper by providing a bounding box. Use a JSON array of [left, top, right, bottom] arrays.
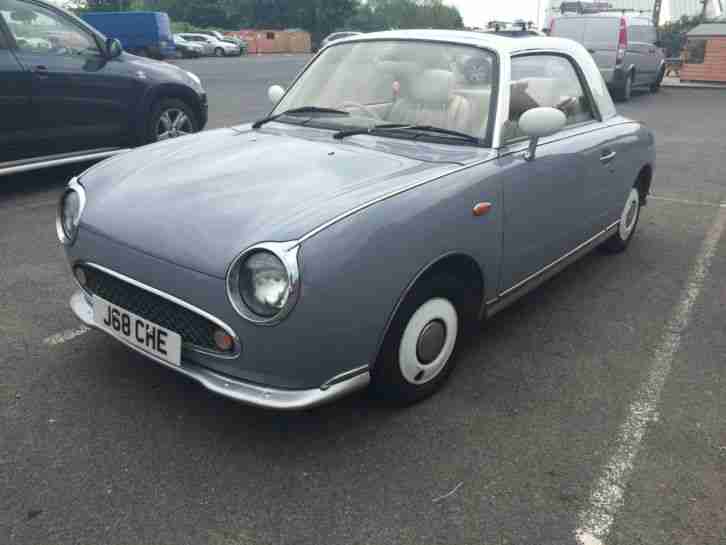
[[70, 290, 370, 410]]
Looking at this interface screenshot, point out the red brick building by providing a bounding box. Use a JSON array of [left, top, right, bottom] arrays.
[[681, 21, 726, 83]]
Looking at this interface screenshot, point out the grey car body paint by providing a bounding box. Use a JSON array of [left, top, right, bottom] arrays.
[[63, 32, 655, 400]]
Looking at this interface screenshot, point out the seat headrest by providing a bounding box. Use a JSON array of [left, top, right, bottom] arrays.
[[408, 69, 453, 106]]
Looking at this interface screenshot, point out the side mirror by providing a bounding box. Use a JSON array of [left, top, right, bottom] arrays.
[[268, 84, 285, 105], [106, 37, 123, 59], [518, 107, 566, 161]]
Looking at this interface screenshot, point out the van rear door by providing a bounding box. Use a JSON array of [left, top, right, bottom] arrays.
[[582, 18, 619, 83], [551, 17, 586, 44]]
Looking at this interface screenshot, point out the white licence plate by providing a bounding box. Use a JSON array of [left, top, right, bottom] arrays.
[[93, 296, 182, 366]]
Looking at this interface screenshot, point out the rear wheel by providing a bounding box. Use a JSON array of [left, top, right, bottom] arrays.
[[650, 66, 665, 93], [614, 71, 633, 102], [147, 98, 198, 144], [601, 186, 641, 253], [371, 275, 470, 404], [214, 47, 225, 57]]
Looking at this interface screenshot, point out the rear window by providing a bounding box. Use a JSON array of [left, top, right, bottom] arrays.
[[551, 18, 585, 43], [583, 19, 618, 47]]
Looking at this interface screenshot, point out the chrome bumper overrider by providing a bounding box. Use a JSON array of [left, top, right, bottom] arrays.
[[70, 291, 370, 410]]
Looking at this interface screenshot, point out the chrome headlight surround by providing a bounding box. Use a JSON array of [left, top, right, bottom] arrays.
[[56, 178, 86, 245], [226, 242, 300, 326]]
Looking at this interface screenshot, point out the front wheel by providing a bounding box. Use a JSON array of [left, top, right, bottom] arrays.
[[147, 98, 198, 144], [601, 187, 641, 253], [214, 47, 225, 57], [371, 276, 467, 404]]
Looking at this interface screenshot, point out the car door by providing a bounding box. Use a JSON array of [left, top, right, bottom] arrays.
[[0, 14, 32, 163], [1, 0, 132, 156], [627, 22, 652, 86], [497, 53, 611, 292]]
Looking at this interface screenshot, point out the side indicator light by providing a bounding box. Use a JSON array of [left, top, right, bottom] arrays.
[[473, 202, 492, 217]]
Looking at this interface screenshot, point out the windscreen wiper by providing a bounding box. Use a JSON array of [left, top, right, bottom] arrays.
[[333, 124, 480, 144], [252, 107, 350, 129]]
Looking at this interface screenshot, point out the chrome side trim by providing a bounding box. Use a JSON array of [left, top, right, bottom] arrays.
[[225, 241, 301, 326], [320, 364, 370, 390], [484, 221, 619, 318], [296, 159, 494, 245], [0, 148, 128, 177], [70, 290, 370, 410], [78, 262, 241, 359]]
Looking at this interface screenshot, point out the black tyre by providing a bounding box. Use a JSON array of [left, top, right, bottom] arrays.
[[214, 47, 225, 57], [614, 72, 633, 102], [650, 66, 665, 93], [147, 98, 198, 144], [370, 275, 471, 404], [601, 186, 641, 253]]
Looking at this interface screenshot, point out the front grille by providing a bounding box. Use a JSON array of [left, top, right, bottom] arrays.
[[81, 265, 228, 354]]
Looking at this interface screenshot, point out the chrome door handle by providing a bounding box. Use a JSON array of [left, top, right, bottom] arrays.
[[600, 150, 617, 164]]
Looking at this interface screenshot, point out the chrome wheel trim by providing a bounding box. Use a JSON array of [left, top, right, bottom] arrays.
[[399, 298, 458, 385], [619, 188, 640, 241], [156, 108, 193, 141]]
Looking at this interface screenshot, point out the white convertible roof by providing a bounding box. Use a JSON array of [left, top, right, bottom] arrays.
[[345, 29, 586, 57], [341, 29, 618, 124]]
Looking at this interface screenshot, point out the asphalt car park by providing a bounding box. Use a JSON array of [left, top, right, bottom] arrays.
[[2, 52, 726, 545]]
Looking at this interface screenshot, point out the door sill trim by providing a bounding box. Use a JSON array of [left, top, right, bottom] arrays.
[[484, 221, 620, 318], [0, 148, 129, 177]]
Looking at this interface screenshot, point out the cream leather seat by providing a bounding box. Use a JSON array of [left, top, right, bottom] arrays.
[[387, 69, 474, 134]]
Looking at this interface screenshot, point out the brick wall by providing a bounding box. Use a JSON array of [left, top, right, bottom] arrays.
[[681, 37, 726, 82]]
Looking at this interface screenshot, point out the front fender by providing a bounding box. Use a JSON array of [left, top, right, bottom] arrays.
[[295, 161, 502, 373]]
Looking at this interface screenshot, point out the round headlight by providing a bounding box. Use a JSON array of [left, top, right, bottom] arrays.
[[57, 180, 85, 245], [239, 251, 290, 317]]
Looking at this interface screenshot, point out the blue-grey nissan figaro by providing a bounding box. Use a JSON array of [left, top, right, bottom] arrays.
[[58, 30, 655, 410]]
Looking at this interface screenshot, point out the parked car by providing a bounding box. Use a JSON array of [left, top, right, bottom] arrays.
[[320, 31, 362, 49], [173, 34, 204, 58], [0, 0, 207, 176], [222, 34, 248, 55], [58, 31, 654, 410], [80, 11, 175, 60], [550, 12, 666, 101], [177, 32, 240, 57]]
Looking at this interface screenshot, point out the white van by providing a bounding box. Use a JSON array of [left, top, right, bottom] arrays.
[[550, 12, 666, 101]]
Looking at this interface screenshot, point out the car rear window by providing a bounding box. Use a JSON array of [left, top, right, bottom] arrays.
[[583, 18, 618, 47], [551, 18, 585, 43]]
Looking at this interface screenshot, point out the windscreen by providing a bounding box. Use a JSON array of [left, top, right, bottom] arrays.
[[583, 18, 619, 48], [272, 40, 497, 140]]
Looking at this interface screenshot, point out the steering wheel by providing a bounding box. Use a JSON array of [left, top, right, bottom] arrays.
[[462, 56, 491, 84], [339, 101, 381, 120]]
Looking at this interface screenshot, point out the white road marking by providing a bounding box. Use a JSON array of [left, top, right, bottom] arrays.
[[43, 326, 90, 346], [575, 207, 726, 545], [650, 195, 726, 208]]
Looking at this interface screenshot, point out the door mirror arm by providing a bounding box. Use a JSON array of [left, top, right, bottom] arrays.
[[517, 107, 567, 162], [524, 137, 539, 162]]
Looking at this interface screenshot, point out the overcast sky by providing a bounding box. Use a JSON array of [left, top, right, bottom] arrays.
[[448, 0, 547, 29]]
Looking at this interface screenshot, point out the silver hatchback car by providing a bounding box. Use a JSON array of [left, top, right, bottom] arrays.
[[550, 12, 666, 101]]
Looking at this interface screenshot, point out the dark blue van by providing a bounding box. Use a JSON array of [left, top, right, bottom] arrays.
[[81, 11, 175, 59]]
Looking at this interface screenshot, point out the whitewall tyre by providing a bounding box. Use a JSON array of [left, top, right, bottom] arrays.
[[398, 298, 458, 386], [602, 187, 641, 253], [371, 275, 466, 404]]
